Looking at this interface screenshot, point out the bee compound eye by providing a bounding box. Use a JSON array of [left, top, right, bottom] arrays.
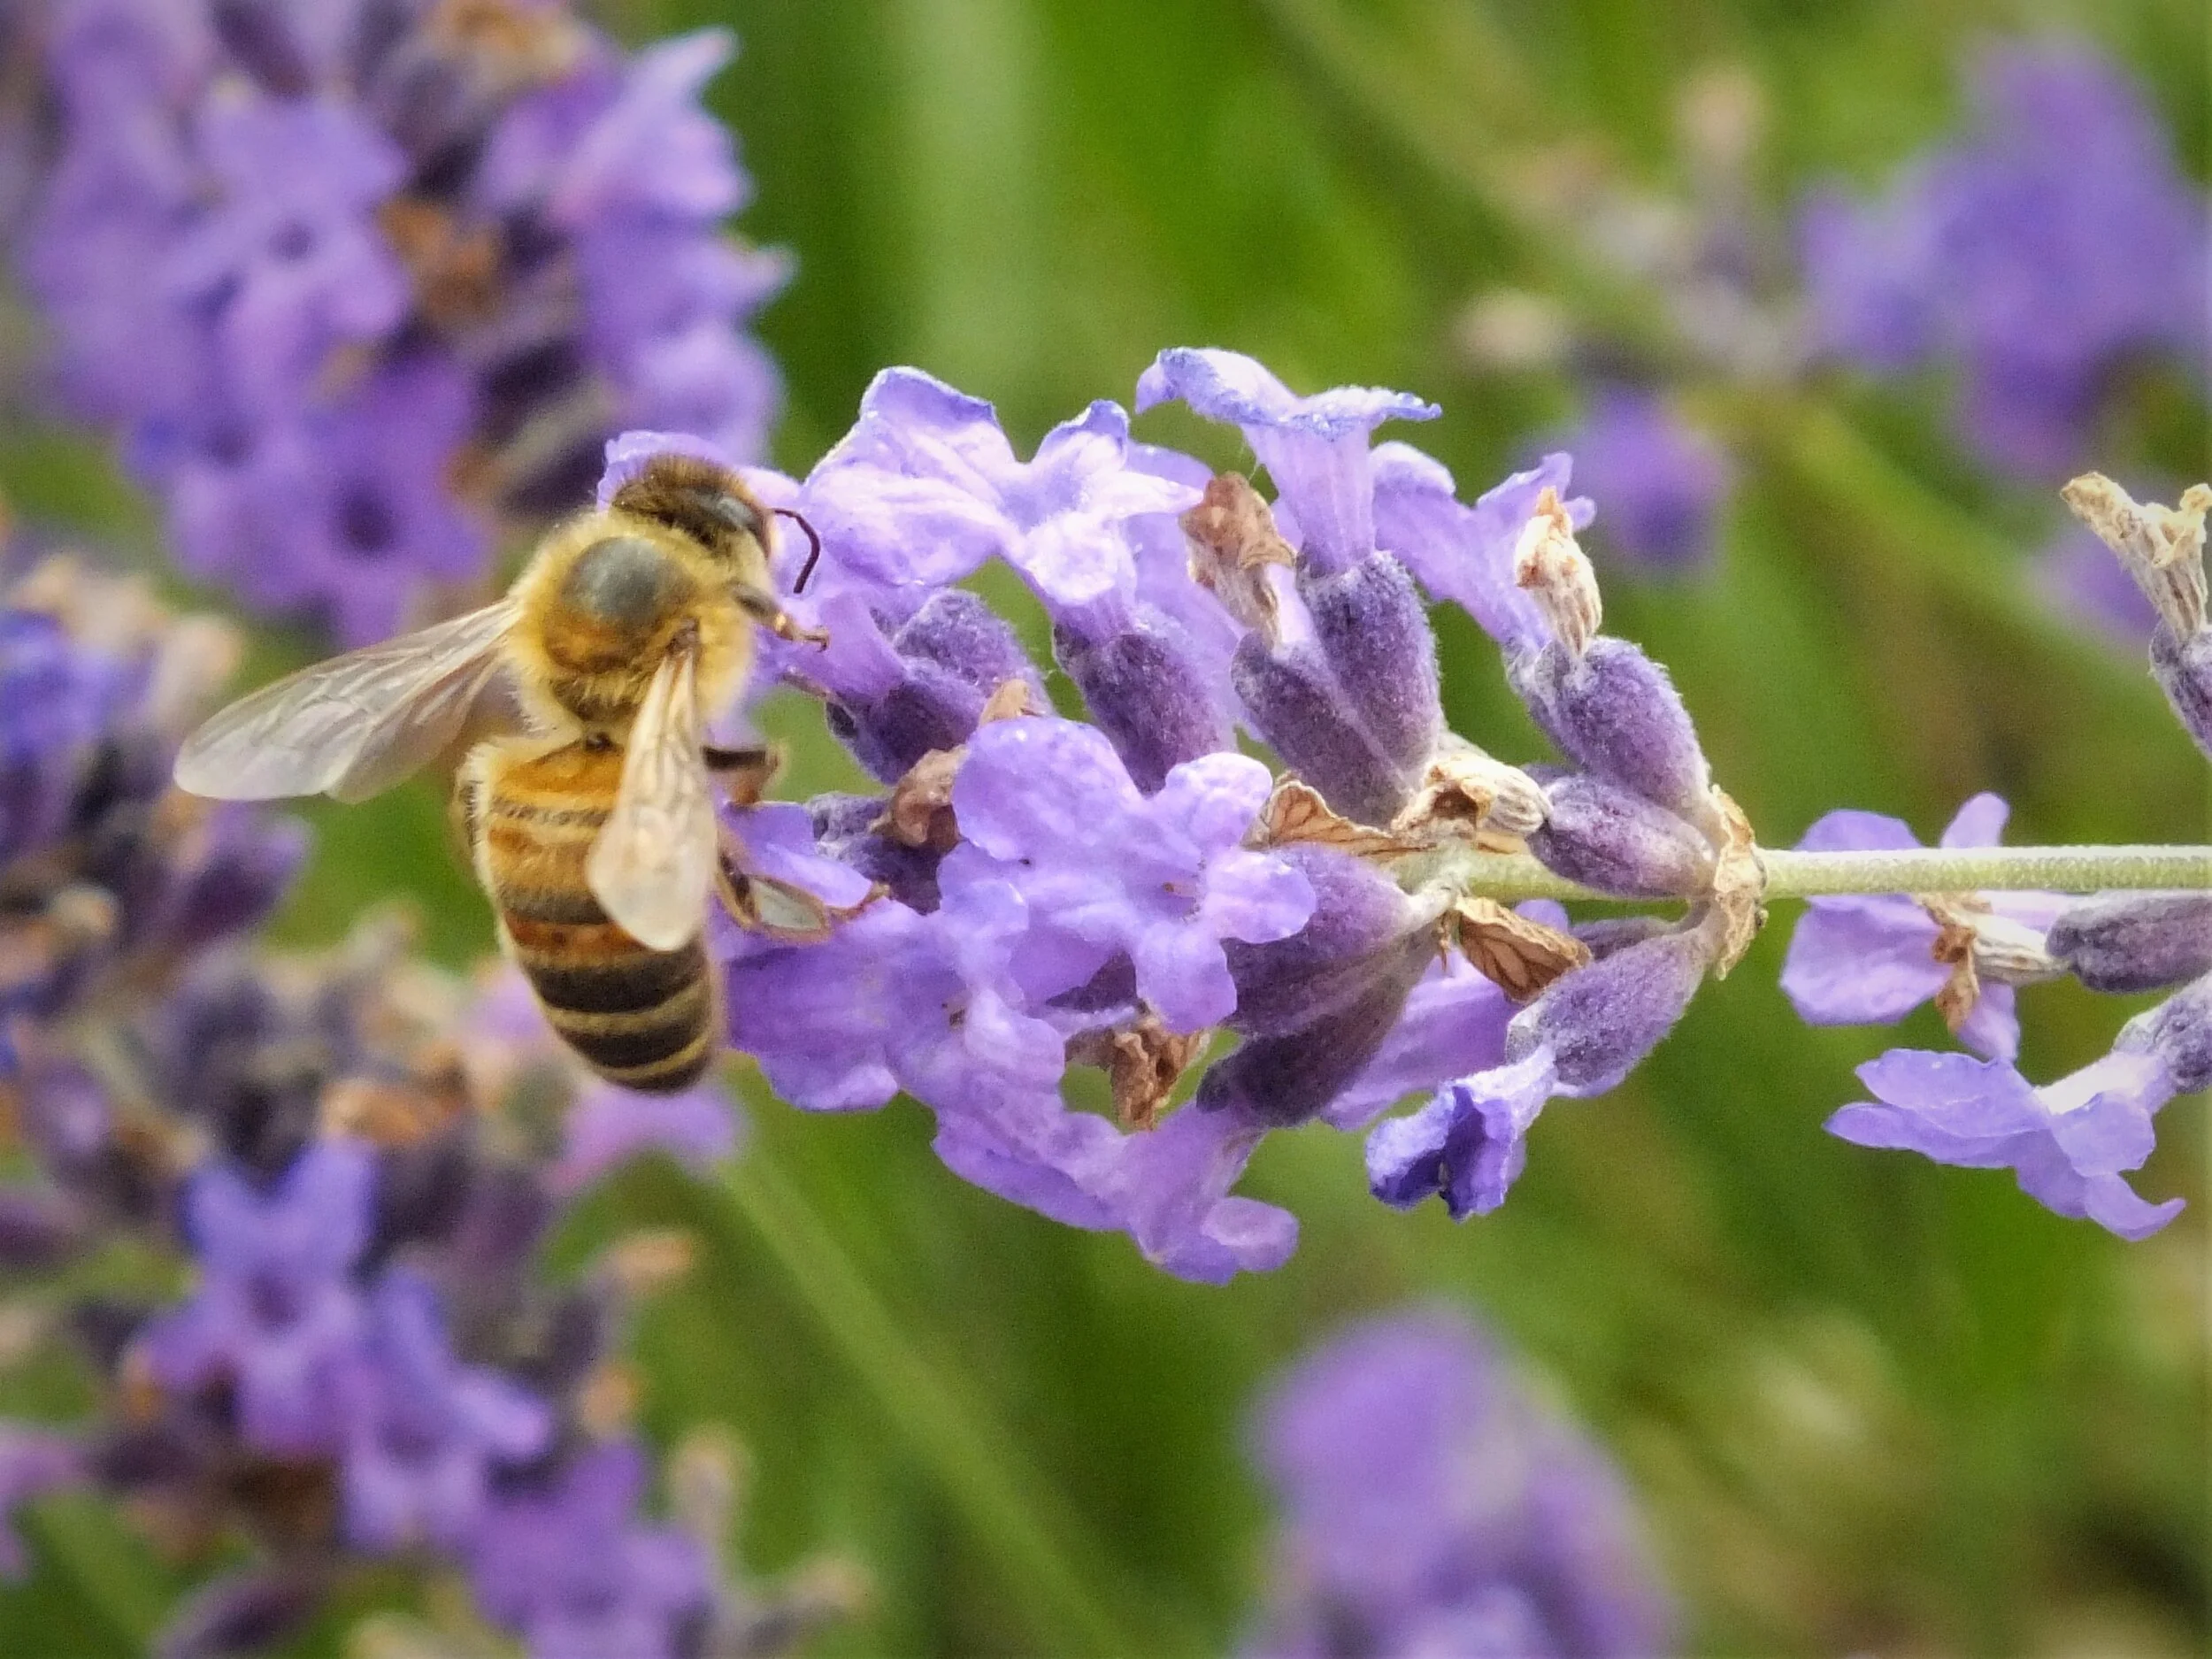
[[692, 487, 764, 544]]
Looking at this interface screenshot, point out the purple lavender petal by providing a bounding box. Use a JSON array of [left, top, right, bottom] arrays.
[[1779, 795, 2038, 1061], [1367, 1048, 1558, 1217], [1137, 348, 1438, 575], [1831, 1047, 2184, 1238], [1325, 957, 1518, 1132], [1371, 444, 1558, 653]]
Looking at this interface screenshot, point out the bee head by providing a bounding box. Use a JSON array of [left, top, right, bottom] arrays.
[[608, 453, 771, 576]]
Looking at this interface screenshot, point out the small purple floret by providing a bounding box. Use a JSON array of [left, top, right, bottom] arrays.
[[1831, 1048, 2183, 1239]]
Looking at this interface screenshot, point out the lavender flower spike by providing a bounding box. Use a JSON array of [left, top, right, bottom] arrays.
[[1832, 1048, 2183, 1240], [18, 6, 787, 641], [1137, 347, 1438, 575], [1244, 1308, 1674, 1658]]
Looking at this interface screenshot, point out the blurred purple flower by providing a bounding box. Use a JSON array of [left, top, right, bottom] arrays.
[[340, 1271, 550, 1551], [549, 1080, 741, 1195], [1781, 794, 2064, 1062], [15, 4, 786, 641], [1, 563, 303, 1069], [141, 1138, 376, 1455], [1559, 388, 1732, 573], [1832, 1047, 2183, 1238], [1799, 42, 2208, 477], [1244, 1307, 1674, 1658], [467, 1440, 715, 1659], [2037, 522, 2162, 647], [0, 1427, 83, 1578]]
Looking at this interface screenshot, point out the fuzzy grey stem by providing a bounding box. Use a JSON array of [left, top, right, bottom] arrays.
[[1414, 844, 2212, 904]]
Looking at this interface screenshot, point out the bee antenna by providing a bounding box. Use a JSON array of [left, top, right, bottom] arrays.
[[773, 507, 825, 595]]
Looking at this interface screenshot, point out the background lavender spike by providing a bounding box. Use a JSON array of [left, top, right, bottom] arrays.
[[12, 1, 786, 642], [1241, 1306, 1675, 1658]]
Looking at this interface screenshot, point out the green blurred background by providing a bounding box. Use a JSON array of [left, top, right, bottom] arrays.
[[4, 0, 2208, 1654]]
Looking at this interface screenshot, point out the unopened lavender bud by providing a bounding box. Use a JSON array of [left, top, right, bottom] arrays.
[[2061, 474, 2208, 641], [1056, 606, 1233, 793], [827, 590, 1046, 783], [1527, 774, 1716, 899], [2048, 893, 2212, 994], [1513, 487, 1601, 655], [2150, 624, 2212, 760], [1298, 553, 1442, 779], [1222, 846, 1425, 1036], [1199, 933, 1434, 1126], [1504, 926, 1711, 1094], [1232, 636, 1409, 826], [1509, 636, 1712, 816], [1571, 915, 1679, 958], [2123, 973, 2212, 1094]]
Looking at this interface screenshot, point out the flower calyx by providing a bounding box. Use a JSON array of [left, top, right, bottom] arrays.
[[1068, 1015, 1210, 1130], [1702, 785, 1767, 977], [1444, 898, 1590, 1002], [1248, 779, 1423, 861], [2063, 474, 2210, 639], [1513, 486, 1602, 656], [1391, 737, 1550, 847]]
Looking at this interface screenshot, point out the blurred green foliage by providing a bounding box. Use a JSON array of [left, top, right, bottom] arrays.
[[4, 0, 2208, 1654]]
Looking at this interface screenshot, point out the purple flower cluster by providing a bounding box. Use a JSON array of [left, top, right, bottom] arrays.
[[12, 0, 785, 643], [1241, 1306, 1674, 1658], [0, 559, 844, 1655], [611, 346, 1788, 1278], [1799, 42, 2209, 479]]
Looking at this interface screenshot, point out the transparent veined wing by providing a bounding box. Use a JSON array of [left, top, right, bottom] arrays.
[[173, 600, 521, 803], [586, 646, 717, 951]]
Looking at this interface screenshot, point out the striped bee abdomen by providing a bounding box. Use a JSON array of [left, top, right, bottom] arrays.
[[478, 745, 717, 1093]]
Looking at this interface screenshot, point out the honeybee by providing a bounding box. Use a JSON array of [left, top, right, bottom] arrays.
[[174, 453, 836, 1093]]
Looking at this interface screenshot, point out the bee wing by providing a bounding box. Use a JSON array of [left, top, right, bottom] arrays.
[[586, 645, 717, 952], [174, 600, 523, 803]]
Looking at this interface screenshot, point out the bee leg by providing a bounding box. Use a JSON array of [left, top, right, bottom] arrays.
[[733, 583, 830, 648], [702, 741, 780, 807], [713, 833, 879, 941]]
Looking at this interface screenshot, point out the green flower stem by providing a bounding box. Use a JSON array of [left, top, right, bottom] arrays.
[[696, 1155, 1178, 1659], [1423, 843, 2212, 904]]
